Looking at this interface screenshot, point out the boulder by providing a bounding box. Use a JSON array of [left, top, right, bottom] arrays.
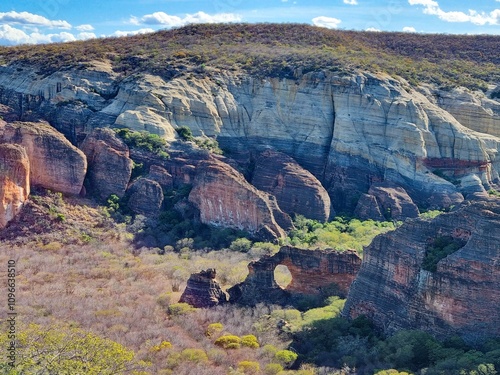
[[367, 182, 420, 220], [0, 144, 30, 228], [1, 121, 86, 195], [80, 128, 133, 200], [179, 268, 228, 308], [252, 149, 332, 221], [188, 158, 289, 240], [147, 165, 173, 191], [354, 193, 385, 221], [126, 178, 163, 216]]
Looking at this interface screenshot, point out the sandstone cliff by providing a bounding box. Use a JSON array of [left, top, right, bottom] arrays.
[[0, 121, 86, 195], [343, 199, 500, 343], [1, 63, 498, 218], [188, 158, 290, 240], [0, 144, 30, 228], [179, 268, 228, 308]]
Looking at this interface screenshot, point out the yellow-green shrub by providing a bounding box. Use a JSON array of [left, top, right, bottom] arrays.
[[241, 334, 260, 348], [265, 363, 284, 375], [237, 361, 260, 374], [214, 335, 242, 349], [180, 348, 209, 363], [206, 322, 224, 337]]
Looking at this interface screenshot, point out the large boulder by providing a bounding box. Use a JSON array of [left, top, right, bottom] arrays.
[[179, 268, 228, 308], [0, 144, 30, 228], [80, 128, 133, 200], [252, 149, 332, 221], [188, 158, 290, 240], [1, 121, 86, 195], [126, 178, 163, 216]]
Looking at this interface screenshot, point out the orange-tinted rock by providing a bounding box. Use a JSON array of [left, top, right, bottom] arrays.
[[80, 128, 133, 200], [252, 150, 332, 221], [188, 158, 289, 240], [344, 199, 500, 343], [229, 246, 362, 306], [1, 121, 86, 195], [0, 144, 30, 228], [179, 268, 228, 308]]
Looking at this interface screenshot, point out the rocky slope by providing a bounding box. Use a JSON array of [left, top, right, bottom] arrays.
[[0, 61, 498, 218], [343, 199, 500, 343]]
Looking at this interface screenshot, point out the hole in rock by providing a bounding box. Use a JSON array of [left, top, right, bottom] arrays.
[[274, 265, 292, 289]]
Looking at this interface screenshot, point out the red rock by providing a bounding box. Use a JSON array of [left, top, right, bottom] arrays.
[[252, 149, 332, 222], [367, 182, 419, 220], [0, 144, 30, 228], [188, 158, 289, 240], [126, 178, 163, 216], [179, 268, 228, 308]]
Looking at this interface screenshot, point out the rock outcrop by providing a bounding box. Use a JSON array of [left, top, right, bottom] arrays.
[[179, 268, 228, 308], [147, 165, 173, 191], [252, 149, 332, 221], [1, 121, 86, 195], [188, 158, 290, 240], [229, 246, 362, 306], [0, 144, 30, 228], [80, 128, 133, 200], [343, 199, 500, 343], [126, 178, 163, 216]]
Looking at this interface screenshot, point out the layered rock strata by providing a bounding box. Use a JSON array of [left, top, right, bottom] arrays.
[[179, 268, 228, 308], [229, 246, 362, 306], [0, 144, 30, 228], [1, 121, 86, 195], [343, 199, 500, 343], [126, 178, 163, 216]]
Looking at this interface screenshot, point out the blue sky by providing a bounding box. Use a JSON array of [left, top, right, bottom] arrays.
[[0, 0, 499, 45]]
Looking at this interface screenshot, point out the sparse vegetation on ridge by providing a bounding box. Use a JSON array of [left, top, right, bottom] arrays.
[[1, 24, 498, 90]]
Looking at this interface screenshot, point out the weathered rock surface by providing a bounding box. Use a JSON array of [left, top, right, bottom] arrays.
[[179, 268, 228, 308], [0, 144, 30, 228], [1, 63, 500, 217], [80, 128, 133, 200], [369, 182, 420, 220], [1, 121, 86, 195], [354, 193, 385, 221], [188, 158, 290, 240], [126, 178, 163, 216], [229, 246, 362, 306], [147, 165, 173, 191], [343, 199, 500, 343], [252, 149, 332, 221]]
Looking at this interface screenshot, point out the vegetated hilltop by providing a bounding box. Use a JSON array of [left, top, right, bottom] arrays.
[[1, 23, 499, 90]]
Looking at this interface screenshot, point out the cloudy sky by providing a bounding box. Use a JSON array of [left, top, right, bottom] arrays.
[[0, 0, 499, 45]]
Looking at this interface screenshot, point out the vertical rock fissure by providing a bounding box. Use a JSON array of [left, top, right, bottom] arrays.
[[322, 91, 336, 182]]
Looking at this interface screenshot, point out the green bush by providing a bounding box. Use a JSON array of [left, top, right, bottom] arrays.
[[167, 303, 195, 316], [237, 361, 260, 374], [214, 335, 242, 349], [241, 335, 260, 348], [206, 322, 224, 337], [230, 238, 253, 252], [114, 128, 169, 158], [264, 363, 284, 375], [274, 350, 298, 367], [180, 348, 209, 363], [176, 126, 194, 141], [422, 236, 466, 272]]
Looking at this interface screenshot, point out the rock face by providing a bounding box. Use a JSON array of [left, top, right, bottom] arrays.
[[1, 121, 86, 195], [0, 144, 30, 228], [188, 158, 290, 240], [0, 63, 500, 217], [252, 149, 332, 221], [80, 128, 133, 200], [147, 165, 173, 191], [179, 268, 228, 308], [126, 178, 163, 216], [229, 246, 362, 306], [343, 199, 500, 343]]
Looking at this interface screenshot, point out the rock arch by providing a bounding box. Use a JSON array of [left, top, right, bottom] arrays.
[[228, 246, 362, 306]]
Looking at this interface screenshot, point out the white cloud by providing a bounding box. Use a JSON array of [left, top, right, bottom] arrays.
[[365, 27, 381, 32], [403, 26, 416, 32], [111, 28, 155, 37], [0, 11, 71, 29], [77, 32, 96, 40], [76, 24, 94, 32], [343, 0, 358, 5], [409, 0, 500, 25], [130, 11, 241, 27], [312, 16, 342, 29], [0, 24, 79, 45]]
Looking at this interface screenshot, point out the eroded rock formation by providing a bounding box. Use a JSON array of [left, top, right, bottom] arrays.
[[229, 246, 362, 306], [252, 149, 332, 221], [1, 121, 86, 195], [80, 128, 133, 200], [188, 158, 290, 240], [0, 144, 30, 228], [343, 199, 500, 343], [126, 178, 163, 216], [179, 268, 228, 308]]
